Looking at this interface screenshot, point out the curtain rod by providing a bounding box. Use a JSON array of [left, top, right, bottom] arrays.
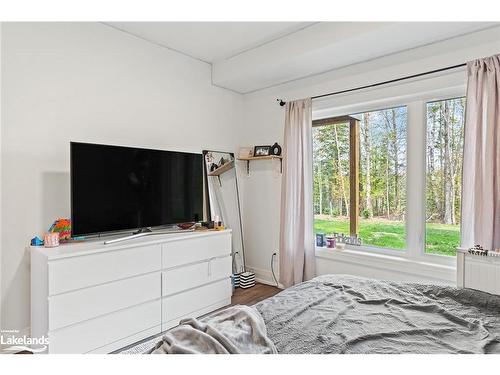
[[276, 63, 467, 106]]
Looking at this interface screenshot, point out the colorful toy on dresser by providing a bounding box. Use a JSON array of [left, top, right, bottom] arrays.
[[30, 218, 73, 247], [49, 218, 72, 241]]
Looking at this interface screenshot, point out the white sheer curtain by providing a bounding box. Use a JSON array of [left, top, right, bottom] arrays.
[[461, 54, 500, 251], [279, 98, 315, 288]]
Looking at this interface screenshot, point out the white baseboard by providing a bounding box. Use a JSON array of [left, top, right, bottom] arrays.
[[245, 266, 283, 289]]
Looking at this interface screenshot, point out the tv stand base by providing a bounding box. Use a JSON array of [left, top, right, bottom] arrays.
[[103, 227, 195, 245]]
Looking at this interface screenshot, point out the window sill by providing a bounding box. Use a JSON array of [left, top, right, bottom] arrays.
[[315, 247, 456, 283], [317, 242, 456, 265]]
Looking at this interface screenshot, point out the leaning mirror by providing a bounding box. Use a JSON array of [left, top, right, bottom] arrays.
[[202, 150, 245, 276]]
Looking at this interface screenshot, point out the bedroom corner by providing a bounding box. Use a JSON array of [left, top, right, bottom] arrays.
[[0, 2, 499, 374]]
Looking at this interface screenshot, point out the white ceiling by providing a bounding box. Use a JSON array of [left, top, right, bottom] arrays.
[[107, 22, 315, 62], [106, 22, 499, 93]]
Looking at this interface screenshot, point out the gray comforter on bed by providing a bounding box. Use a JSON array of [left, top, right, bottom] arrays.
[[255, 274, 500, 354], [148, 305, 277, 354]]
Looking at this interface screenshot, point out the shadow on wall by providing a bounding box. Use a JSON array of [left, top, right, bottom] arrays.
[[1, 250, 30, 333], [1, 172, 70, 333], [41, 171, 70, 229]]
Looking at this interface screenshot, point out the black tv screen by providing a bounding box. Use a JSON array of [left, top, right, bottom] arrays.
[[71, 142, 204, 236]]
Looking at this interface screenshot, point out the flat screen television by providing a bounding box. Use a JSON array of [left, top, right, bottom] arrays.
[[71, 142, 204, 236]]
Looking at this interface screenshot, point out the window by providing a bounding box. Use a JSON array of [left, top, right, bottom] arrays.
[[312, 74, 466, 265], [313, 120, 350, 231], [425, 97, 465, 256], [313, 106, 407, 251]]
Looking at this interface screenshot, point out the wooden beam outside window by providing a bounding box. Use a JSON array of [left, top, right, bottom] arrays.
[[312, 115, 356, 127]]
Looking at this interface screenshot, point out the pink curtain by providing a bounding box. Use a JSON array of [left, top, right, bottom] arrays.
[[279, 98, 315, 288], [461, 54, 500, 251]]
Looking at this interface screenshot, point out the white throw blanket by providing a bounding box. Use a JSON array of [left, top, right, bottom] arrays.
[[149, 305, 277, 354]]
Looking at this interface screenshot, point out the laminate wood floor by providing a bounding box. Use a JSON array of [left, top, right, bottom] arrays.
[[231, 283, 281, 306]]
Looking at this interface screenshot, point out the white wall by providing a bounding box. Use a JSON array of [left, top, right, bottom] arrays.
[[240, 26, 500, 286], [0, 22, 3, 329], [0, 22, 243, 333]]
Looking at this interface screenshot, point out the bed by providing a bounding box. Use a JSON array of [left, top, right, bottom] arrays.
[[255, 274, 500, 354], [121, 274, 500, 354]]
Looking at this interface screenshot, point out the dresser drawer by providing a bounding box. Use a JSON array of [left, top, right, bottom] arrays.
[[210, 255, 232, 281], [48, 299, 161, 354], [48, 244, 161, 295], [162, 234, 231, 268], [162, 256, 232, 296], [49, 272, 161, 331], [162, 279, 231, 324]]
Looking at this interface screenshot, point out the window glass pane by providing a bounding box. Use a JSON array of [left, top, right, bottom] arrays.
[[425, 98, 465, 256], [313, 106, 407, 251], [358, 107, 407, 250], [359, 107, 407, 250], [313, 121, 350, 234]]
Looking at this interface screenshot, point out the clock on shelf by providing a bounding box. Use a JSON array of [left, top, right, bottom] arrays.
[[271, 142, 282, 156]]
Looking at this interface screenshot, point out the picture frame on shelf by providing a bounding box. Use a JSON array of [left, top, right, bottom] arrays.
[[254, 145, 271, 157]]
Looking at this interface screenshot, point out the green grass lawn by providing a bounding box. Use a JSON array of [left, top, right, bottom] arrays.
[[314, 217, 459, 256]]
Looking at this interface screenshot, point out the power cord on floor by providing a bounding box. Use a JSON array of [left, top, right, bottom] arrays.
[[271, 252, 279, 287]]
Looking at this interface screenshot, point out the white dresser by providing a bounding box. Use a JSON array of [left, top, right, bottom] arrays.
[[457, 248, 500, 295], [31, 230, 232, 354]]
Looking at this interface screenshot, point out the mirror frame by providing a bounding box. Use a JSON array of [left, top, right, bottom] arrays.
[[202, 150, 246, 270]]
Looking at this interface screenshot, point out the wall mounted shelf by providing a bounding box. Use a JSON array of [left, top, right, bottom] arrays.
[[207, 160, 234, 177], [207, 160, 234, 186], [237, 155, 283, 175]]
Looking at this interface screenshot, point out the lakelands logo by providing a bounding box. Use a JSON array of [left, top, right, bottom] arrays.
[[1, 329, 49, 353]]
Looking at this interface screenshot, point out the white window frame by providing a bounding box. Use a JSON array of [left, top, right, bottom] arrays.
[[312, 71, 466, 267]]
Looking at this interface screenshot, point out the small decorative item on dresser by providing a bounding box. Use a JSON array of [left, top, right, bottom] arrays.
[[177, 222, 196, 230], [48, 218, 72, 242], [253, 145, 271, 157], [270, 142, 282, 156], [30, 236, 44, 246], [44, 232, 60, 248], [203, 221, 215, 229]]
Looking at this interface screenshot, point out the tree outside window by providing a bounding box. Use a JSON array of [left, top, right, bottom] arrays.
[[425, 98, 465, 256], [313, 106, 407, 251]]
